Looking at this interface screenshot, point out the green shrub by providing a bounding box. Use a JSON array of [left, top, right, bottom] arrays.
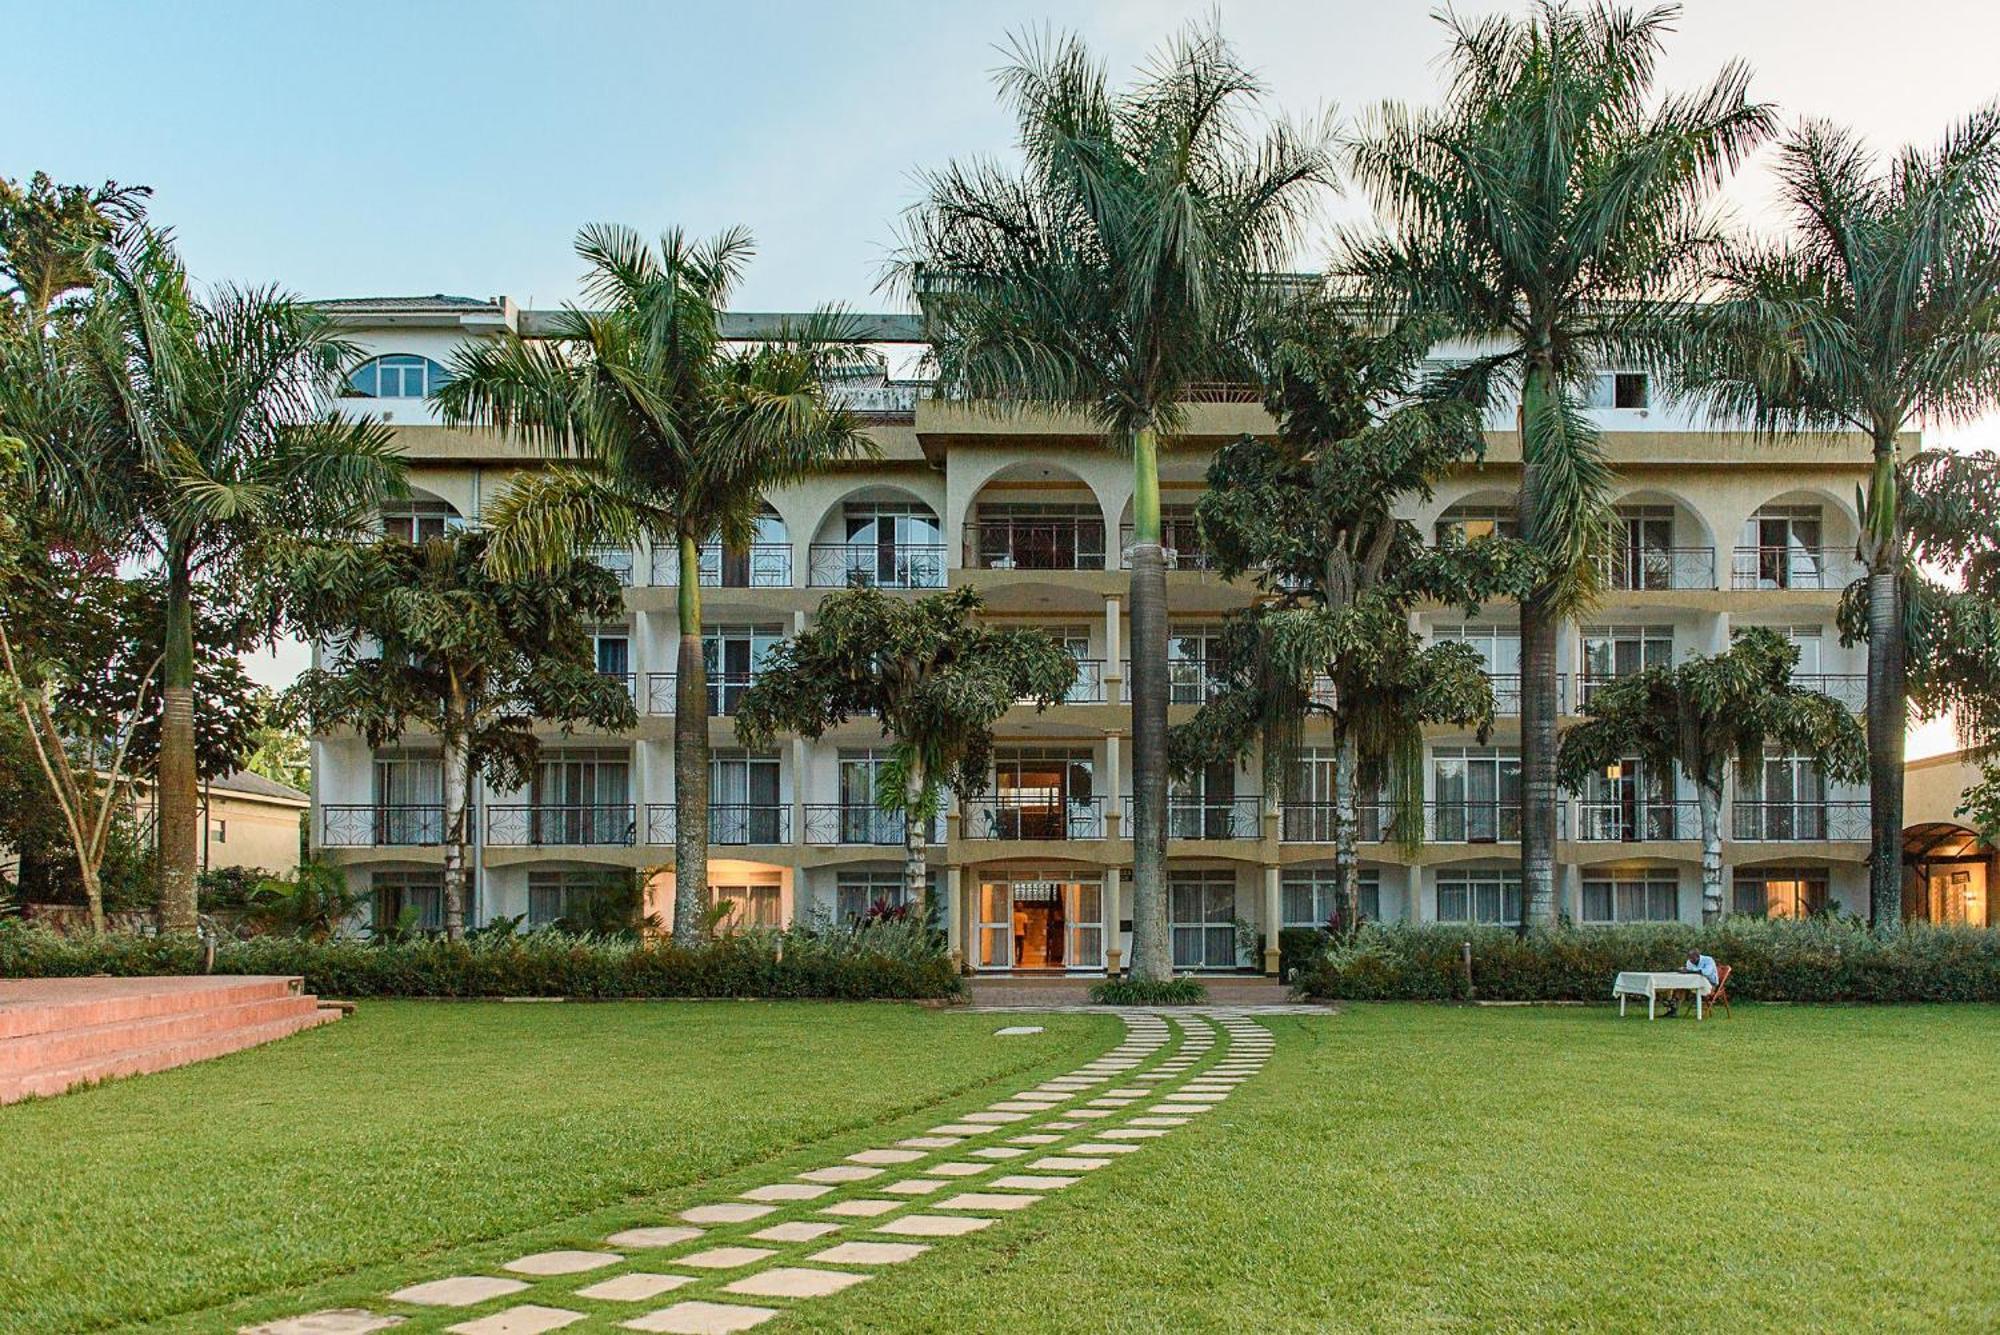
[[1088, 975, 1209, 1006], [0, 916, 964, 1001], [1290, 919, 2000, 1003], [1278, 926, 1329, 980]]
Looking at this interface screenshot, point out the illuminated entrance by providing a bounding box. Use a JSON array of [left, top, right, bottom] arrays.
[[975, 873, 1105, 971]]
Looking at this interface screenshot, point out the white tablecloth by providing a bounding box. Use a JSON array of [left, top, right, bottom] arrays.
[[1612, 970, 1712, 1018]]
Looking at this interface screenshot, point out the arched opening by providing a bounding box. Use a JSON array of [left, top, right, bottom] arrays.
[[969, 463, 1107, 571], [651, 505, 790, 587], [1432, 491, 1520, 544], [1733, 487, 1863, 591], [1605, 488, 1718, 591], [379, 487, 463, 542], [343, 353, 451, 400], [1903, 822, 1993, 927], [807, 485, 944, 588]]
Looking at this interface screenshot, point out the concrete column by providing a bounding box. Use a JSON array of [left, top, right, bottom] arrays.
[[1558, 617, 1582, 714], [789, 735, 809, 851], [1404, 864, 1423, 924], [945, 864, 965, 971], [1561, 861, 1583, 925], [1104, 866, 1124, 975], [1104, 733, 1124, 839], [1262, 864, 1282, 976], [1103, 594, 1122, 679]]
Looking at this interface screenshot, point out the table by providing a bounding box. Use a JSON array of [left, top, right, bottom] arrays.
[[1612, 971, 1712, 1020]]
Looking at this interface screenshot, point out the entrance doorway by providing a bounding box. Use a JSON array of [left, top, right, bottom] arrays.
[[975, 875, 1106, 971]]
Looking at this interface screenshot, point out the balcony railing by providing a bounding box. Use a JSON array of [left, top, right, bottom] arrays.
[[965, 796, 1106, 840], [321, 804, 446, 847], [1793, 673, 1868, 711], [824, 381, 923, 417], [645, 671, 759, 716], [1487, 673, 1522, 716], [485, 804, 635, 846], [1278, 802, 1394, 843], [1118, 523, 1214, 570], [589, 545, 635, 587], [1573, 799, 1700, 842], [1731, 546, 1862, 591], [1732, 800, 1870, 841], [647, 803, 791, 845], [1050, 659, 1105, 704], [974, 518, 1106, 571], [802, 804, 945, 846], [808, 543, 947, 589], [1120, 657, 1333, 706], [1127, 796, 1263, 840], [650, 543, 793, 589], [1427, 800, 1524, 843], [1596, 546, 1716, 591]]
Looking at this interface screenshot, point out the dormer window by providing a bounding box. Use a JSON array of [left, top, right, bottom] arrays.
[[346, 354, 451, 399]]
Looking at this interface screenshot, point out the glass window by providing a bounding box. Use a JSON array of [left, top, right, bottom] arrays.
[[1581, 877, 1680, 923], [1436, 869, 1522, 925], [836, 871, 912, 924], [371, 871, 443, 932], [1282, 868, 1381, 926], [1170, 869, 1238, 969], [1731, 870, 1829, 918], [1585, 372, 1649, 409], [381, 499, 460, 543], [345, 354, 450, 399], [710, 880, 782, 928], [1435, 505, 1518, 544]]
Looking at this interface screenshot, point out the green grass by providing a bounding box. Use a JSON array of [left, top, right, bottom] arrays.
[[0, 1000, 1112, 1334]]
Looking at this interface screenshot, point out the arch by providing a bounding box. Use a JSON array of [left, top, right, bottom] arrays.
[[805, 484, 944, 589], [380, 487, 464, 542], [964, 460, 1112, 572], [1729, 486, 1864, 591], [1425, 488, 1519, 543], [345, 353, 451, 400], [1608, 486, 1717, 551]]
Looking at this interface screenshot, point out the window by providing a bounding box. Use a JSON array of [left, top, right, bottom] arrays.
[[1282, 868, 1381, 926], [1585, 372, 1649, 409], [1582, 625, 1674, 679], [836, 871, 911, 924], [1738, 505, 1826, 589], [592, 626, 630, 678], [703, 625, 783, 715], [1281, 749, 1388, 842], [1581, 876, 1680, 923], [371, 871, 443, 932], [1432, 747, 1522, 841], [1435, 504, 1518, 544], [711, 750, 784, 843], [1436, 868, 1522, 925], [1170, 869, 1238, 969], [208, 819, 227, 844], [1604, 505, 1679, 590], [381, 499, 460, 543], [346, 354, 450, 399], [977, 502, 1104, 570], [1735, 750, 1830, 840], [1732, 869, 1828, 918], [990, 747, 1097, 838], [1434, 624, 1522, 711], [710, 877, 783, 929], [531, 749, 631, 844], [527, 869, 630, 929], [1579, 756, 1683, 841], [373, 751, 444, 844]]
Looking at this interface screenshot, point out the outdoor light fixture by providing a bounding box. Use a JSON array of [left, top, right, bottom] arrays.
[[1605, 761, 1623, 780]]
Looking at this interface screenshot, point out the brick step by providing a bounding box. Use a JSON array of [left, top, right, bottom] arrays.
[[0, 993, 327, 1078], [0, 976, 304, 1040], [0, 1007, 342, 1105]]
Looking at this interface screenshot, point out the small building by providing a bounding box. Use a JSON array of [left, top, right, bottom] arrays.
[[1904, 749, 1995, 927]]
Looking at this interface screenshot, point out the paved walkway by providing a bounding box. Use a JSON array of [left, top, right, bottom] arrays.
[[247, 1008, 1278, 1334]]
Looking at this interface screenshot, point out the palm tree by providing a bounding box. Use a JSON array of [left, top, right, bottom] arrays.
[[1684, 113, 2000, 929], [1342, 2, 1772, 925], [893, 20, 1330, 979], [12, 230, 402, 932], [440, 225, 872, 945]]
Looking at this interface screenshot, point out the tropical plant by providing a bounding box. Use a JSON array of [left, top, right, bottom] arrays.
[[243, 862, 369, 942], [894, 19, 1331, 978], [734, 586, 1077, 915], [1686, 110, 2000, 927], [1557, 627, 1866, 919], [1342, 1, 1773, 924], [0, 171, 148, 324], [2, 230, 403, 932], [438, 225, 871, 944], [1174, 302, 1544, 930], [280, 527, 637, 939]]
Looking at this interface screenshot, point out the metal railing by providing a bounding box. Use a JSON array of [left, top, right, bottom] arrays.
[[1119, 657, 1226, 704], [1127, 796, 1263, 840], [1046, 659, 1104, 704], [644, 804, 792, 845], [1573, 799, 1700, 842], [1427, 800, 1525, 843], [802, 804, 945, 846], [824, 382, 924, 417], [807, 543, 947, 589], [1731, 546, 1862, 591], [588, 545, 635, 587], [485, 804, 635, 846], [645, 670, 759, 716], [649, 543, 793, 588], [1596, 546, 1716, 591], [320, 804, 447, 847], [964, 796, 1106, 840], [1118, 523, 1214, 570], [1487, 673, 1522, 716], [1793, 673, 1868, 711], [1278, 802, 1393, 844], [1732, 800, 1870, 841], [973, 518, 1106, 571], [598, 672, 636, 701]]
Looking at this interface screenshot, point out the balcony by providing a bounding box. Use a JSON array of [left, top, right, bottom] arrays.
[[589, 545, 636, 587], [320, 804, 446, 847], [485, 804, 635, 846], [1793, 673, 1868, 711], [647, 804, 791, 845], [1732, 800, 1870, 841], [1427, 801, 1524, 843], [1596, 546, 1716, 591], [808, 543, 947, 589], [964, 796, 1106, 840], [650, 543, 793, 589], [1120, 658, 1333, 706], [1129, 796, 1263, 840], [973, 518, 1105, 571], [1278, 802, 1393, 843], [824, 381, 923, 418], [1731, 546, 1863, 591], [802, 804, 945, 846], [1573, 800, 1700, 842], [1052, 660, 1105, 704], [1118, 522, 1214, 571], [645, 671, 759, 717]]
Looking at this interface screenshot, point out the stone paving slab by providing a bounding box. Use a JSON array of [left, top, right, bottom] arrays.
[[989, 1174, 1077, 1190], [681, 1204, 774, 1226], [818, 1198, 901, 1217], [721, 1267, 871, 1299], [675, 1247, 778, 1270], [895, 1136, 963, 1149], [1007, 1133, 1063, 1145], [875, 1214, 995, 1237], [927, 1123, 993, 1136], [927, 1162, 991, 1177], [966, 1146, 1027, 1159], [444, 1306, 583, 1335], [807, 1241, 929, 1265], [389, 1277, 529, 1307], [748, 1221, 843, 1243], [502, 1252, 622, 1277], [798, 1165, 882, 1184], [607, 1227, 705, 1249], [576, 1274, 698, 1302], [1097, 1128, 1169, 1140], [881, 1178, 946, 1195], [1027, 1156, 1109, 1171], [242, 1312, 406, 1335], [620, 1300, 777, 1333], [935, 1192, 1039, 1211], [742, 1182, 832, 1202], [847, 1148, 927, 1165], [1068, 1142, 1140, 1155]]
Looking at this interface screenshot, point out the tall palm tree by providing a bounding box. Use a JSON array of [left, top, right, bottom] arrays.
[[1684, 112, 2000, 929], [1342, 2, 1772, 925], [893, 20, 1330, 979], [441, 225, 871, 944], [15, 229, 403, 932]]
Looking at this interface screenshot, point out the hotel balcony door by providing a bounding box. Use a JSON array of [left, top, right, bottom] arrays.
[[975, 876, 1106, 971]]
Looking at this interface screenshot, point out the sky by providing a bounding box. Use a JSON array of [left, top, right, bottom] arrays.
[[7, 0, 1994, 752]]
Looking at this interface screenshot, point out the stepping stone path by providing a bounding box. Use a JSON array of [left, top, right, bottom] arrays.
[[256, 1007, 1281, 1334]]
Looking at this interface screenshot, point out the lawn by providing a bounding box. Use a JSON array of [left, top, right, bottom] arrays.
[[0, 1000, 1112, 1334]]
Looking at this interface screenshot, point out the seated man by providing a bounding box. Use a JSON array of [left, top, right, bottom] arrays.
[[1663, 948, 1720, 1017]]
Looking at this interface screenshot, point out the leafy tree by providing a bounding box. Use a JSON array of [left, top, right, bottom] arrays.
[[440, 225, 870, 945], [1342, 2, 1772, 924], [1688, 113, 2000, 929], [1558, 628, 1866, 919], [2, 230, 402, 932], [0, 171, 148, 323], [281, 529, 637, 940], [241, 687, 312, 794], [734, 587, 1077, 916], [1172, 305, 1543, 928], [893, 20, 1331, 979], [1962, 767, 2000, 843]]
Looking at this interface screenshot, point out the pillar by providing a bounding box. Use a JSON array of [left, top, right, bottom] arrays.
[[1561, 861, 1583, 924], [945, 864, 965, 971], [1262, 864, 1282, 976], [1104, 732, 1124, 839], [1404, 864, 1423, 924], [1104, 866, 1124, 975]]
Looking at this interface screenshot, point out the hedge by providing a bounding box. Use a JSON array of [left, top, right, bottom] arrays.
[[0, 918, 964, 1002], [1291, 919, 2000, 1004]]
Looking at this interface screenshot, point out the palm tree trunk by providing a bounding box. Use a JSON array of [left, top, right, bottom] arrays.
[[673, 534, 710, 945], [156, 549, 200, 933], [1864, 438, 1905, 932], [1697, 779, 1724, 922], [1127, 426, 1172, 980], [903, 762, 929, 921], [440, 690, 469, 941], [1334, 731, 1360, 929], [1517, 363, 1561, 928]]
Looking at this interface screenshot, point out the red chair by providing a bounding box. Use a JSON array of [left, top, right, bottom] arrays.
[[1707, 963, 1732, 1018]]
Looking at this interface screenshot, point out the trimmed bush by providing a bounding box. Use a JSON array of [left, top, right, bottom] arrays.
[[1088, 975, 1209, 1006], [1278, 926, 1330, 981], [1291, 919, 2000, 1004], [0, 917, 964, 1002]]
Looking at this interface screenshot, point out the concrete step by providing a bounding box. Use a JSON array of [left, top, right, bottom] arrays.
[[0, 976, 303, 1040], [0, 1007, 342, 1105], [0, 993, 327, 1078]]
